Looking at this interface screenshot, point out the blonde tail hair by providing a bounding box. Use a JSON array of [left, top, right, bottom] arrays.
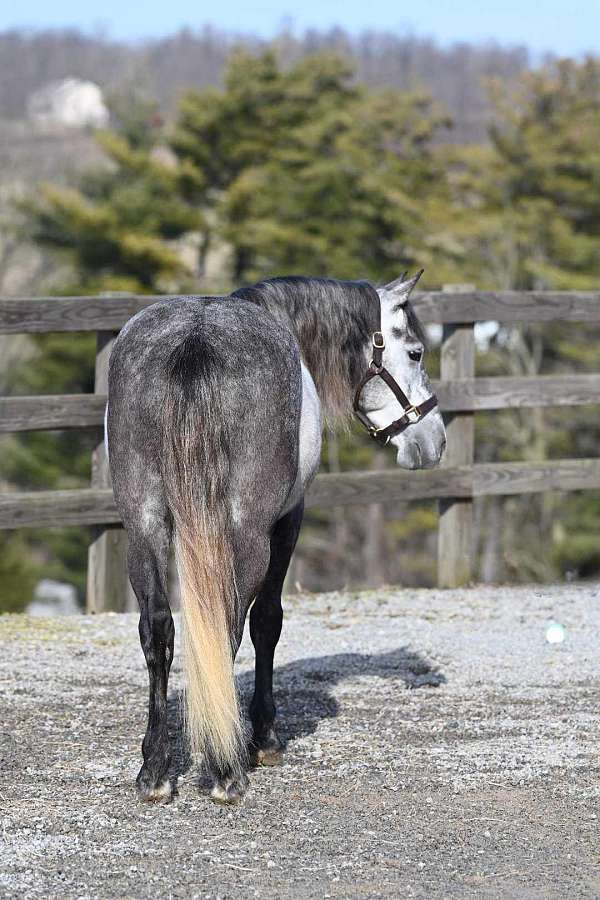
[[162, 336, 244, 776]]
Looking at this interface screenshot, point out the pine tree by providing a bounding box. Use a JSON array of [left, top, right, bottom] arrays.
[[24, 95, 204, 293], [172, 50, 450, 283], [446, 58, 600, 581], [1, 93, 205, 610]]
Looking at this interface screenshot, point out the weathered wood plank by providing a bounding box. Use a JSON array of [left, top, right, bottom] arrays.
[[0, 295, 165, 334], [468, 373, 600, 410], [305, 467, 474, 508], [0, 488, 120, 528], [473, 458, 600, 497], [2, 290, 600, 334], [2, 374, 599, 433], [437, 302, 476, 588], [6, 374, 600, 434], [87, 524, 132, 614], [0, 394, 107, 432], [85, 332, 132, 614], [2, 459, 600, 529], [433, 373, 600, 412], [413, 290, 600, 324]]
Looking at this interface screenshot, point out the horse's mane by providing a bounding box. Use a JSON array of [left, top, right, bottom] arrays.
[[231, 276, 380, 417], [232, 275, 426, 418]]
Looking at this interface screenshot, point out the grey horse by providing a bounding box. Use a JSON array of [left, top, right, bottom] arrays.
[[106, 272, 446, 804]]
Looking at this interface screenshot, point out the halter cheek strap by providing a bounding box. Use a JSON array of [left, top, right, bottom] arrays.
[[353, 331, 439, 447]]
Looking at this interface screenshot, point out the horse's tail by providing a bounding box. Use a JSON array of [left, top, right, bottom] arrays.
[[161, 335, 245, 777]]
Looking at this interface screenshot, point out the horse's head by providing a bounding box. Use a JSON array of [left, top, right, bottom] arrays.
[[357, 271, 446, 469]]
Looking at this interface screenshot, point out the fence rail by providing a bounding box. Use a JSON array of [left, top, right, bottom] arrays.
[[2, 289, 599, 606], [2, 291, 600, 333], [3, 458, 600, 530], [3, 373, 600, 433]]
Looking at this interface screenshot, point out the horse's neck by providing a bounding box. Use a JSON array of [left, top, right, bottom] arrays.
[[281, 362, 323, 514]]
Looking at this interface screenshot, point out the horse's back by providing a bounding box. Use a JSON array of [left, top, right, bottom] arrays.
[[111, 295, 298, 387]]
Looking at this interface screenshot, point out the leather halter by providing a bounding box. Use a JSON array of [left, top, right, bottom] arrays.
[[353, 331, 439, 447]]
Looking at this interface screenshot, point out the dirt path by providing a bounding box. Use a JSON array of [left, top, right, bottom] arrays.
[[0, 584, 598, 899]]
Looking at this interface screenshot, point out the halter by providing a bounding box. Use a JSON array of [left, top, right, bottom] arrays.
[[353, 330, 439, 447]]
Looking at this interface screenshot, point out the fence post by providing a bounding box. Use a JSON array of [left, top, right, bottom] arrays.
[[437, 285, 475, 587], [86, 331, 132, 613]]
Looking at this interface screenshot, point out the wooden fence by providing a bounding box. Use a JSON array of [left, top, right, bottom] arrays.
[[2, 289, 600, 609]]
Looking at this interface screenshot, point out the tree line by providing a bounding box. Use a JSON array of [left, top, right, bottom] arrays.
[[0, 27, 531, 142]]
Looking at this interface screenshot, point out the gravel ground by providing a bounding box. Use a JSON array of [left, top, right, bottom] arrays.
[[0, 583, 599, 899]]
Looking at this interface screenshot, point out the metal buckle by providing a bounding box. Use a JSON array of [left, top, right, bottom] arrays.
[[405, 405, 421, 424], [370, 332, 385, 368], [368, 426, 390, 446]]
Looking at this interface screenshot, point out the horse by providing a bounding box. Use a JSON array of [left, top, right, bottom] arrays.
[[106, 271, 446, 805]]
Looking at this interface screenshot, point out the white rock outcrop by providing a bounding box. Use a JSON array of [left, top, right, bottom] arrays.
[[27, 78, 109, 129]]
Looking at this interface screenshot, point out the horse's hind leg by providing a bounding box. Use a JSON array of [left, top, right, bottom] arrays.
[[205, 527, 272, 805], [249, 501, 304, 767], [127, 517, 174, 803]]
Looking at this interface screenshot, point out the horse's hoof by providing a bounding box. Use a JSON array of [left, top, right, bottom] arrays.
[[249, 730, 284, 767], [210, 773, 249, 805], [136, 773, 173, 804], [250, 745, 284, 767]]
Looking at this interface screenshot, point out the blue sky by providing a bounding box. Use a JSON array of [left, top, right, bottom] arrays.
[[2, 0, 599, 57]]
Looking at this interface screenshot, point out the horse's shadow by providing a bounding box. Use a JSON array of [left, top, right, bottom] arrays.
[[167, 645, 446, 781]]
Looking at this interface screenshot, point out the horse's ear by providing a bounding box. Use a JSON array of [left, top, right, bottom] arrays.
[[383, 271, 408, 292], [383, 269, 424, 304]]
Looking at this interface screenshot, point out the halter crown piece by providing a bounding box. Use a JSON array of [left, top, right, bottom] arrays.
[[353, 330, 439, 448]]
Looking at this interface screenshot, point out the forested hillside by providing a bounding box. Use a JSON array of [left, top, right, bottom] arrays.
[[0, 27, 530, 141], [0, 28, 532, 297]]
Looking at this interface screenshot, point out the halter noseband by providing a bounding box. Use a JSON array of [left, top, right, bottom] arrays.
[[353, 330, 439, 447]]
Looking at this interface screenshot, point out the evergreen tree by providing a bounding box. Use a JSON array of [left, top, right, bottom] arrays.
[[1, 93, 204, 610], [172, 50, 450, 282], [445, 57, 600, 290], [447, 58, 600, 581], [24, 95, 203, 293]]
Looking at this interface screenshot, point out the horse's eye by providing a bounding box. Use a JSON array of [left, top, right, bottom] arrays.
[[408, 349, 423, 362]]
